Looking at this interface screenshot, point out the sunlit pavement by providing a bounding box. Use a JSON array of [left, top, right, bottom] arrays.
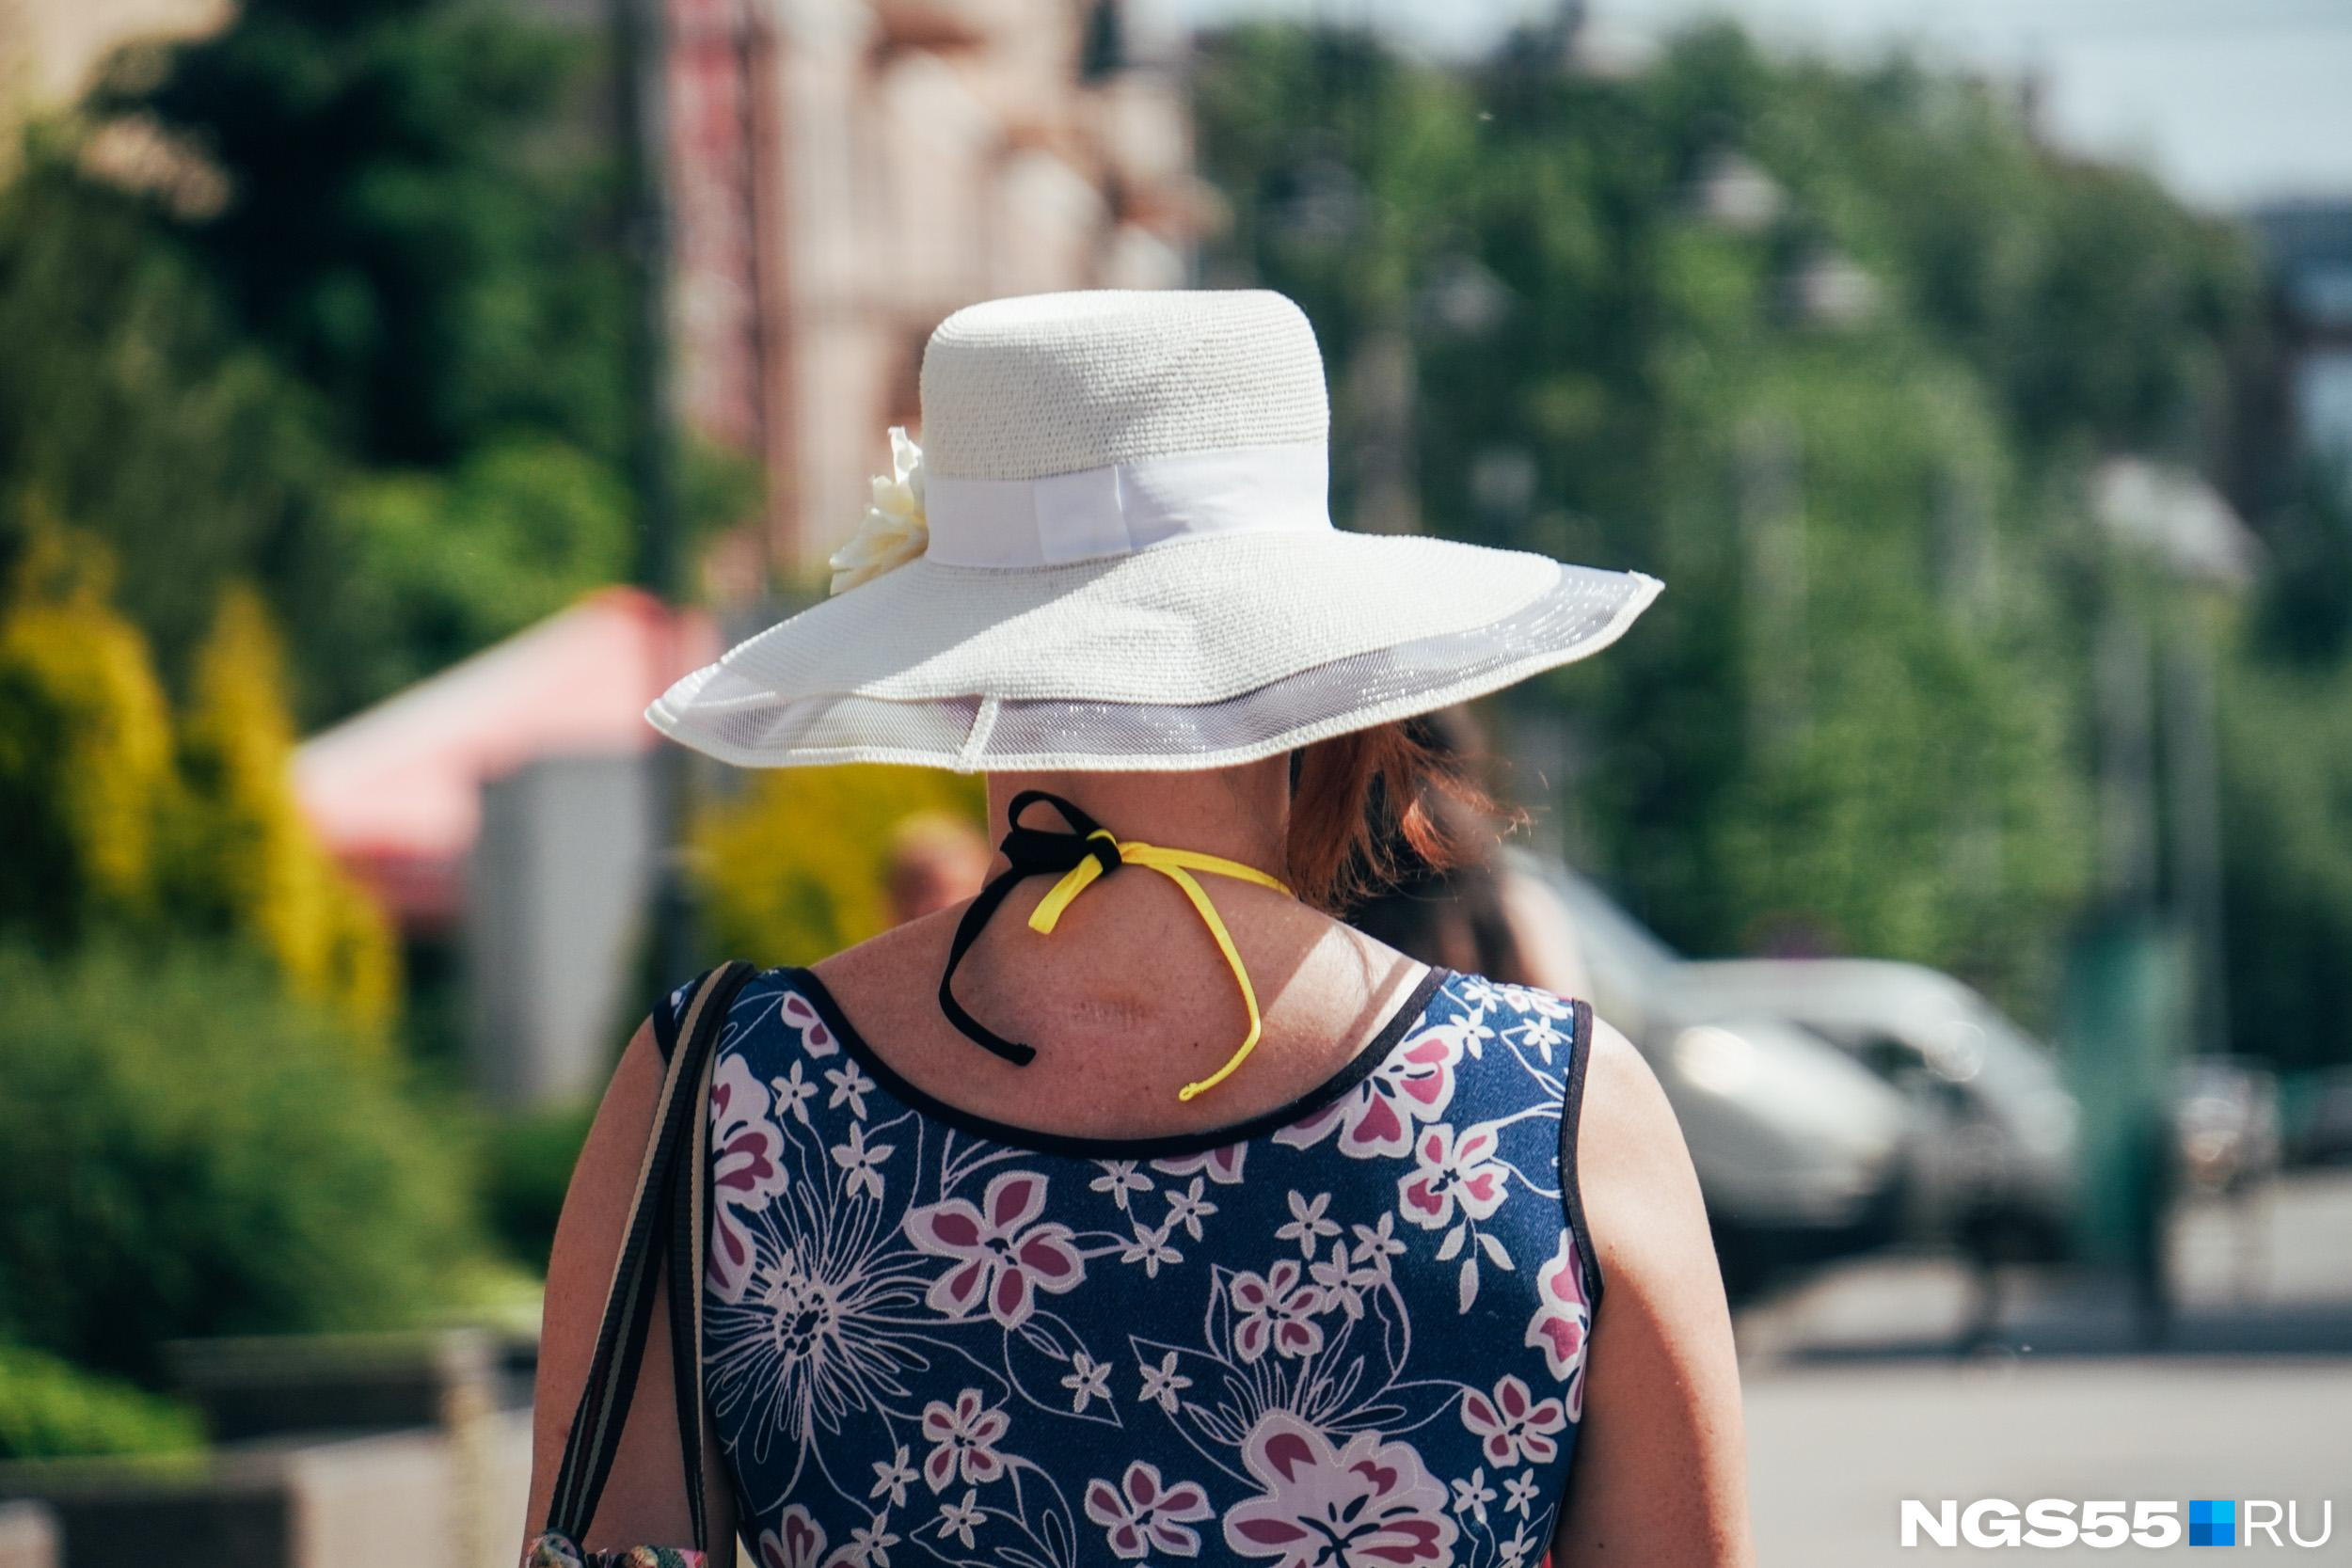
[[1736, 1169, 2352, 1564]]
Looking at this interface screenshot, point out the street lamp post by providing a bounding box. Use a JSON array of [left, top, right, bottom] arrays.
[[613, 0, 701, 990]]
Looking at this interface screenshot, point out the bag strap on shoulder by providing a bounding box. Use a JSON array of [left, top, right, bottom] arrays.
[[544, 959, 759, 1553]]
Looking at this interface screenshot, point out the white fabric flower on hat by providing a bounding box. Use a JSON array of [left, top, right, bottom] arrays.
[[829, 426, 929, 594]]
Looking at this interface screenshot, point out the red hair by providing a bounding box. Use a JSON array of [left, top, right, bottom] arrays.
[[1285, 720, 1502, 913]]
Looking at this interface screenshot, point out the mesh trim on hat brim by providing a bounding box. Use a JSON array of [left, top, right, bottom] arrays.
[[657, 531, 1589, 708], [648, 558, 1661, 773]]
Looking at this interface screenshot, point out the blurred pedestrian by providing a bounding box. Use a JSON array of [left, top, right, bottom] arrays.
[[883, 811, 992, 924], [1346, 706, 1592, 999], [528, 291, 1752, 1568]]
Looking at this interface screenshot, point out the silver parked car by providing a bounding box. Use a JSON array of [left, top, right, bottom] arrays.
[[1676, 958, 2081, 1264], [1519, 861, 1916, 1295]]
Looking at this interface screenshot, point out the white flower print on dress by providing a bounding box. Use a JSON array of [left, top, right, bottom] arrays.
[[830, 1121, 893, 1202], [1351, 1212, 1407, 1272], [1308, 1250, 1380, 1321], [1061, 1350, 1111, 1413], [843, 1514, 898, 1567], [1222, 1413, 1458, 1568], [1398, 1122, 1510, 1231], [935, 1490, 982, 1549], [770, 1060, 818, 1126], [1451, 1466, 1496, 1526], [1117, 1221, 1183, 1277], [1084, 1462, 1216, 1559], [707, 1054, 789, 1303], [903, 1169, 1086, 1328], [1276, 1023, 1461, 1160], [1276, 1190, 1342, 1259], [1229, 1259, 1326, 1363], [1508, 1012, 1570, 1064], [1090, 1160, 1153, 1212], [918, 1388, 1009, 1493], [1454, 974, 1505, 1012], [1497, 980, 1574, 1021], [708, 1239, 921, 1483], [868, 1447, 914, 1508], [755, 1504, 827, 1568], [1503, 1472, 1541, 1518], [1136, 1350, 1191, 1413], [1460, 1374, 1569, 1467], [824, 1061, 875, 1118], [1163, 1176, 1217, 1241]]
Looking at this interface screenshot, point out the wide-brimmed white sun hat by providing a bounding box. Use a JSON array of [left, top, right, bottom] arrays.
[[648, 289, 1661, 772]]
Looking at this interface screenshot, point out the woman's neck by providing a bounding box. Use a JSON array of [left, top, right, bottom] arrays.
[[983, 759, 1292, 882]]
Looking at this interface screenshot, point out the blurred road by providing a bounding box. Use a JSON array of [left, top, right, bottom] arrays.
[[1738, 1168, 2352, 1564]]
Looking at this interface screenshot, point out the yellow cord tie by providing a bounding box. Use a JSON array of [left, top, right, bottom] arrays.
[[1027, 829, 1295, 1101]]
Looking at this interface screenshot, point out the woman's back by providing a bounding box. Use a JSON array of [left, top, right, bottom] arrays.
[[524, 289, 1749, 1568], [656, 958, 1601, 1568]]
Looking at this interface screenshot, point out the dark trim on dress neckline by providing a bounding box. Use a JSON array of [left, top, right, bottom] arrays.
[[778, 963, 1450, 1159]]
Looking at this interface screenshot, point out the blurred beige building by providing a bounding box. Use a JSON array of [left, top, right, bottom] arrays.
[[6, 0, 1202, 579], [665, 0, 1207, 579], [0, 0, 222, 130]]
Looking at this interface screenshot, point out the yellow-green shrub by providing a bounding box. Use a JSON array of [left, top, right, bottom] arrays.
[[0, 516, 398, 1036], [0, 1342, 204, 1461], [691, 766, 984, 965], [167, 586, 399, 1034], [0, 513, 178, 933]]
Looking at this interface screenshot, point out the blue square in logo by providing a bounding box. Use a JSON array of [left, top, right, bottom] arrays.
[[2190, 1499, 2236, 1546]]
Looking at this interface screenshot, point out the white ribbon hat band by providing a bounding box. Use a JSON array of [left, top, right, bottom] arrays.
[[923, 439, 1331, 568]]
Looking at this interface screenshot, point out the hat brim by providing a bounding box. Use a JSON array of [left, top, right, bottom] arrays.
[[648, 530, 1660, 772]]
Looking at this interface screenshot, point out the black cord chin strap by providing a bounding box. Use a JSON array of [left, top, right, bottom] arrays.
[[938, 790, 1123, 1067]]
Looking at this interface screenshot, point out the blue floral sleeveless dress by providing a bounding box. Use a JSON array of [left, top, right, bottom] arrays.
[[652, 966, 1601, 1568]]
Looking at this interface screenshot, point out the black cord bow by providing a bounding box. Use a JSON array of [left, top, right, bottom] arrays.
[[938, 790, 1123, 1067]]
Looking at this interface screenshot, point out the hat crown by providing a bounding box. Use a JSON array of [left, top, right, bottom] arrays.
[[918, 290, 1329, 483]]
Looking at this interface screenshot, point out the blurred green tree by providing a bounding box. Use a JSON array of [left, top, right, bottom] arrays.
[[1192, 22, 2271, 1025], [91, 0, 628, 470], [0, 0, 652, 725], [0, 940, 479, 1383]]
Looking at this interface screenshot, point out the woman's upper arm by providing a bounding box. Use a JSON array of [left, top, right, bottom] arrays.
[[1552, 1019, 1755, 1568], [524, 1019, 737, 1558]]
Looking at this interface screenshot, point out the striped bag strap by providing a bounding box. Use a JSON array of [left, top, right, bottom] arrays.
[[543, 960, 759, 1554]]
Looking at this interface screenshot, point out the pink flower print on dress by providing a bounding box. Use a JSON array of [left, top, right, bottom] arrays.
[[1397, 1122, 1509, 1231], [707, 1053, 789, 1303], [903, 1170, 1086, 1328], [776, 989, 836, 1057], [1275, 1023, 1461, 1160], [919, 1387, 1010, 1493], [1083, 1462, 1215, 1559], [1222, 1413, 1458, 1568], [754, 1505, 826, 1568], [1152, 1143, 1248, 1184], [1459, 1374, 1568, 1467], [1228, 1259, 1326, 1364], [1524, 1231, 1594, 1418]]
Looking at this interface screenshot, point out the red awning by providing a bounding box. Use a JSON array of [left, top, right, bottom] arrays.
[[294, 588, 720, 929]]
